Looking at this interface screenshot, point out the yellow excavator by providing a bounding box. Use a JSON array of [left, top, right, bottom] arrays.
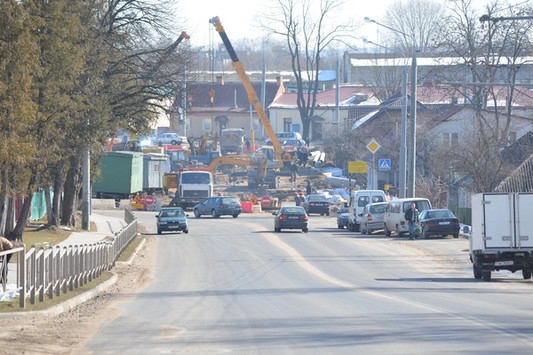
[[209, 17, 297, 186]]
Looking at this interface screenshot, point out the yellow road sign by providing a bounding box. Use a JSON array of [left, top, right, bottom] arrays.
[[366, 139, 381, 154], [348, 161, 367, 174]]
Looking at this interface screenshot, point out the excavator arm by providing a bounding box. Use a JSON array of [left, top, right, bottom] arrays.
[[206, 155, 267, 180], [209, 17, 292, 166]]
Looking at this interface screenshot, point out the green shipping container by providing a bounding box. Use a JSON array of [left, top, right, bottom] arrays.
[[93, 151, 144, 195]]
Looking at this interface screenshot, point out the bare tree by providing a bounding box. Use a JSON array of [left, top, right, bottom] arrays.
[[383, 0, 447, 54], [261, 0, 355, 140], [424, 0, 533, 194]]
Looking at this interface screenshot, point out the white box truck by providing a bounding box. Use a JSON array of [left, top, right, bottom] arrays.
[[470, 192, 533, 281]]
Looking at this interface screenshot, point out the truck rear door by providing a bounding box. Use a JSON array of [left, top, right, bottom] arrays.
[[516, 193, 533, 248], [483, 193, 533, 249], [483, 193, 514, 249]]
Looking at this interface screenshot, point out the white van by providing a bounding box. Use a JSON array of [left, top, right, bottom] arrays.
[[347, 190, 387, 232], [383, 198, 432, 236], [265, 132, 303, 145]]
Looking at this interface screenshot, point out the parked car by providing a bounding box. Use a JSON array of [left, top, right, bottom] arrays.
[[156, 207, 189, 234], [193, 196, 242, 218], [155, 133, 182, 146], [337, 206, 349, 229], [273, 206, 309, 233], [281, 138, 306, 153], [359, 202, 388, 235], [303, 194, 331, 216], [418, 209, 461, 238], [347, 190, 387, 232], [383, 198, 432, 236]]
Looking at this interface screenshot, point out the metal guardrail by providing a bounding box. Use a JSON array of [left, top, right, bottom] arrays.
[[0, 209, 138, 308]]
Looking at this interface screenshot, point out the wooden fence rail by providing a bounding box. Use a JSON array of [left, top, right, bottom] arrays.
[[0, 208, 138, 308]]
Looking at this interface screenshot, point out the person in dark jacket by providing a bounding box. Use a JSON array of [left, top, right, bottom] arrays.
[[404, 202, 419, 240], [306, 180, 312, 195]]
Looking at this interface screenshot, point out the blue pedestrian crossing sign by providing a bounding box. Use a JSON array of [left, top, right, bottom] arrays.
[[378, 159, 391, 171]]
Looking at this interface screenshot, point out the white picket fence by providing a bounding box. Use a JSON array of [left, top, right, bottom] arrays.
[[0, 209, 138, 308]]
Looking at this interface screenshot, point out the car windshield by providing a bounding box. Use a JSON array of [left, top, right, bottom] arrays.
[[222, 197, 239, 204], [307, 195, 327, 201], [370, 204, 387, 214], [280, 207, 304, 215], [181, 172, 211, 184], [161, 209, 184, 217], [427, 210, 454, 219]]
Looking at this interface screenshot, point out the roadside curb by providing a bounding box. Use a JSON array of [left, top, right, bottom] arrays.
[[0, 272, 118, 319], [117, 235, 145, 266]]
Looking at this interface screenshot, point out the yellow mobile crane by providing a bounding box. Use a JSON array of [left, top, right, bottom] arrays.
[[209, 16, 294, 168]]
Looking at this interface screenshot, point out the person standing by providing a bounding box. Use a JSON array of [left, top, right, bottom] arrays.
[[0, 236, 14, 283], [404, 202, 419, 240], [306, 179, 312, 195]]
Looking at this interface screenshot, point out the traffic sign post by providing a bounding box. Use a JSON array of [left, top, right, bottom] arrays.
[[261, 195, 272, 207]]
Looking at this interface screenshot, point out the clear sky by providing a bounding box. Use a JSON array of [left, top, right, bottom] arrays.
[[176, 0, 496, 48], [178, 0, 397, 47]]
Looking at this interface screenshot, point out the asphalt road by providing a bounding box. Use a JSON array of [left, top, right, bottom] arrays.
[[81, 211, 533, 354]]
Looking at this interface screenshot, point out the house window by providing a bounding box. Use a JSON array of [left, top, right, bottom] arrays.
[[283, 118, 292, 132], [203, 118, 212, 131], [451, 133, 458, 145], [442, 133, 450, 146]]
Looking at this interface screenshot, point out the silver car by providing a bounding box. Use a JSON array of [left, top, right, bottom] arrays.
[[359, 202, 388, 235], [155, 133, 182, 146]]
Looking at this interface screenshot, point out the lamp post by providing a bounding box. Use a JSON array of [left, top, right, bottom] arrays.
[[364, 17, 417, 197]]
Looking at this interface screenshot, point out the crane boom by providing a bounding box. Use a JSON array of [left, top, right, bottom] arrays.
[[209, 17, 291, 166]]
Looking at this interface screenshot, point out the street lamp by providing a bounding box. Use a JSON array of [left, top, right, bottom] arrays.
[[364, 17, 417, 198]]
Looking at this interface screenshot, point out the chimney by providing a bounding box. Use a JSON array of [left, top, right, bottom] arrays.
[[216, 75, 224, 85]]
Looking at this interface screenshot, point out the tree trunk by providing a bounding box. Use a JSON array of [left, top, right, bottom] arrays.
[[61, 157, 81, 228], [11, 172, 37, 241], [0, 169, 8, 237], [45, 185, 53, 226], [51, 162, 64, 228]]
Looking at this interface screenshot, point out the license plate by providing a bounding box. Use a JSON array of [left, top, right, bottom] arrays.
[[439, 221, 450, 225], [288, 216, 299, 219], [168, 225, 181, 229], [495, 260, 514, 266]]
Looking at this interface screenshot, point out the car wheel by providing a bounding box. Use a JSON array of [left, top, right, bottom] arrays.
[[326, 211, 330, 216], [194, 209, 201, 218], [232, 214, 239, 218], [482, 270, 492, 281], [157, 228, 162, 235], [320, 213, 324, 216], [523, 269, 532, 280], [473, 264, 482, 279], [453, 234, 459, 239], [384, 224, 391, 237], [171, 140, 178, 145], [338, 224, 343, 229], [423, 227, 430, 239], [211, 209, 219, 218], [360, 226, 367, 235], [184, 229, 189, 234], [303, 228, 308, 233]]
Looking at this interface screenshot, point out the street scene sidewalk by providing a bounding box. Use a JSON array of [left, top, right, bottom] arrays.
[[2, 213, 127, 296]]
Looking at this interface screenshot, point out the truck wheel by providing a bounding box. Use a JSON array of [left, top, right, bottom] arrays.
[[384, 224, 391, 237], [473, 265, 482, 279], [523, 269, 532, 280], [194, 209, 201, 218], [482, 271, 492, 281]]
